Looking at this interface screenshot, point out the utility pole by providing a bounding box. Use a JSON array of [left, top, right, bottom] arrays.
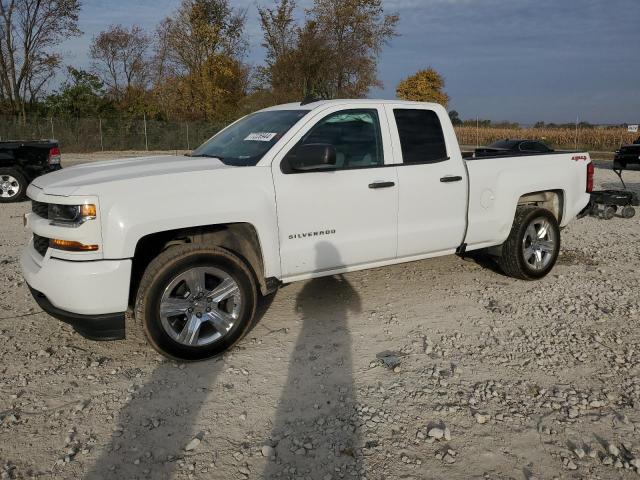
[[143, 113, 149, 151], [99, 118, 104, 151]]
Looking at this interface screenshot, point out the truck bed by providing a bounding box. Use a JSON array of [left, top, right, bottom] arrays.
[[464, 151, 591, 250]]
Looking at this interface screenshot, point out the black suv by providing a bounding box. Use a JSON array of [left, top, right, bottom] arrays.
[[614, 137, 640, 169], [0, 140, 61, 203]]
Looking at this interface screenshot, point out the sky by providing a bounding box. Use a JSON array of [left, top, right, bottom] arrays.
[[60, 0, 640, 124]]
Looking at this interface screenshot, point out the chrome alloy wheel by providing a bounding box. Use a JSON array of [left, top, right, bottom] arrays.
[[522, 217, 557, 271], [159, 266, 242, 347], [0, 175, 20, 199]]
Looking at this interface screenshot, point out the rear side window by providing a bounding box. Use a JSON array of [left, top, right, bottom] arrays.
[[394, 109, 447, 164]]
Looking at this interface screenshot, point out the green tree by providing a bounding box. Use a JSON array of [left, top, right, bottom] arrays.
[[396, 67, 449, 107], [449, 110, 462, 125], [43, 67, 113, 117]]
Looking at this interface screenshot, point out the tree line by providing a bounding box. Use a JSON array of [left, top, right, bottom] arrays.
[[0, 0, 462, 125]]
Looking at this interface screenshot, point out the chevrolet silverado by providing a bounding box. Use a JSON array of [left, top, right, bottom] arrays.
[[21, 100, 593, 360]]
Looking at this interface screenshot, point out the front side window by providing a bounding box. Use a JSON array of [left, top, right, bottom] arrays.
[[288, 109, 384, 170], [192, 110, 310, 166], [394, 109, 448, 164]]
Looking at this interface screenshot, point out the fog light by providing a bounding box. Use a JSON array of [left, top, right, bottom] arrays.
[[50, 239, 99, 251]]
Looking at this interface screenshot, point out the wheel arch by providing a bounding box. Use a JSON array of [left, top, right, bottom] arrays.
[[129, 222, 273, 307], [517, 189, 565, 223]]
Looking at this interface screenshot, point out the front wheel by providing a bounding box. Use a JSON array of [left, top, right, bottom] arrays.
[[135, 244, 257, 361], [496, 206, 560, 280]]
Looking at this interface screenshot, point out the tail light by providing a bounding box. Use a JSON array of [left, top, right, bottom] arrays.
[[586, 162, 594, 193], [48, 146, 61, 165]]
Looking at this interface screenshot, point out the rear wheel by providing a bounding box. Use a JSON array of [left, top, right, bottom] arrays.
[[496, 206, 560, 280], [0, 168, 27, 203], [135, 244, 257, 361]]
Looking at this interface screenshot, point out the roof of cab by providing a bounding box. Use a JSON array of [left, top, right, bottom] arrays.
[[259, 99, 443, 112]]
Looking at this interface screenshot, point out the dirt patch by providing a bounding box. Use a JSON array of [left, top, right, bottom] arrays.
[[558, 248, 600, 266]]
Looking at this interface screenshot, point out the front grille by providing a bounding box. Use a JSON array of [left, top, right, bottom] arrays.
[[32, 200, 49, 219], [33, 233, 49, 257]]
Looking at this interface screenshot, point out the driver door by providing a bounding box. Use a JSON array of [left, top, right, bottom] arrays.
[[271, 106, 398, 280]]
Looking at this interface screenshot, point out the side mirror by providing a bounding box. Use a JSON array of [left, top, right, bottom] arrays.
[[286, 143, 336, 172]]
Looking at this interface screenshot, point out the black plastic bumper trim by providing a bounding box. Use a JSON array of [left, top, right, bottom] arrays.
[[28, 285, 125, 341]]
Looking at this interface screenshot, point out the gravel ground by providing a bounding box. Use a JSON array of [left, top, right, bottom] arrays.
[[1, 153, 639, 480]]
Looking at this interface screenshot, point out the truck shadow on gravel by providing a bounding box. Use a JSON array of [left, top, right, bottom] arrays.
[[261, 242, 363, 479], [84, 296, 276, 480], [84, 360, 223, 479], [462, 250, 508, 278]]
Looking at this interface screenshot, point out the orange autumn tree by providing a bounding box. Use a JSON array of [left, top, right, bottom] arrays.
[[396, 67, 449, 107]]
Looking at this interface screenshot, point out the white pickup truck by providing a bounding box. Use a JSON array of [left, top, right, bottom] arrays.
[[21, 100, 594, 360]]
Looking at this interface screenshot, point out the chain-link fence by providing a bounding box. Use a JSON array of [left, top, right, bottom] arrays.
[[1, 114, 637, 153], [0, 115, 226, 152]]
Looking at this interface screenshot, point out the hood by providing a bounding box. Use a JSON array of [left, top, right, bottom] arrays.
[[32, 155, 231, 196]]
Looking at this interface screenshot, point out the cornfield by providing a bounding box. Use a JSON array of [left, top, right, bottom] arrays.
[[454, 126, 636, 151]]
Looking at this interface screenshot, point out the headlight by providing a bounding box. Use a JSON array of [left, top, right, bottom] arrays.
[[48, 204, 97, 227]]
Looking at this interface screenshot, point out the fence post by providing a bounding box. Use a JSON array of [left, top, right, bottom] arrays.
[[50, 117, 54, 140], [476, 116, 479, 148], [574, 115, 578, 150], [143, 113, 149, 151], [99, 117, 104, 151], [186, 123, 190, 150]]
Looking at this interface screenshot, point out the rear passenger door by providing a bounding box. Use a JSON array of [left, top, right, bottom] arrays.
[[385, 105, 468, 257]]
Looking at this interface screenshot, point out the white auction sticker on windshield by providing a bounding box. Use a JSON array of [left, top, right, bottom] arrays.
[[244, 132, 278, 142]]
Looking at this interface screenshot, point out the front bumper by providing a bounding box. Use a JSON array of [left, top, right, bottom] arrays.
[[28, 285, 125, 340], [21, 246, 131, 340]]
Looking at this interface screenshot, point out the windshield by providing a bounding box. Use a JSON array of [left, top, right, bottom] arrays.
[[192, 110, 310, 166]]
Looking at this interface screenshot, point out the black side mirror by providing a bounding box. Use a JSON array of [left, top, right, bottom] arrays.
[[285, 143, 336, 172]]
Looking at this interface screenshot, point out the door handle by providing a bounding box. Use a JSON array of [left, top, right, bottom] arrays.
[[440, 176, 463, 183], [369, 181, 396, 189]]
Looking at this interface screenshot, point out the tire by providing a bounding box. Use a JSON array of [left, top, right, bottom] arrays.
[[496, 206, 561, 280], [621, 206, 636, 219], [135, 244, 257, 361], [0, 168, 27, 203], [603, 206, 616, 220]]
